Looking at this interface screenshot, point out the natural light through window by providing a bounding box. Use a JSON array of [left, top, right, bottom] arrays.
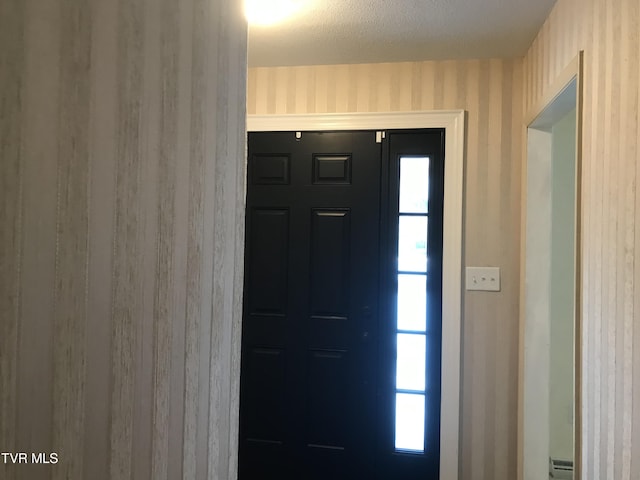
[[395, 393, 425, 452], [398, 216, 428, 272], [394, 156, 429, 453], [397, 274, 426, 332], [396, 334, 426, 391], [399, 156, 429, 213]]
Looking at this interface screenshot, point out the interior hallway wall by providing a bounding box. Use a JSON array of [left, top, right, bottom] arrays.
[[0, 0, 247, 478], [524, 0, 640, 477], [248, 59, 524, 480]]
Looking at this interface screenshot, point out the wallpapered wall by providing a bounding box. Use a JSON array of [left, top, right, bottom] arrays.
[[0, 0, 247, 478], [3, 0, 635, 477], [524, 0, 640, 478], [248, 59, 524, 480]]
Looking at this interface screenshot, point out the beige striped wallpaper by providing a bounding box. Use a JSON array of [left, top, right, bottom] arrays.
[[248, 59, 524, 480], [524, 0, 640, 478], [4, 0, 634, 478], [0, 0, 246, 479]]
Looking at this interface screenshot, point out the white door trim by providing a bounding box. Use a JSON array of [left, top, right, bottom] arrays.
[[247, 110, 465, 480], [519, 52, 583, 480]]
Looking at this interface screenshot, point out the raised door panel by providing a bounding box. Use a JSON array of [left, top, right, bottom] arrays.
[[247, 208, 289, 317]]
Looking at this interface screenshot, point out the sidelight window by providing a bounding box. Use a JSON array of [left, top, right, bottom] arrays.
[[394, 156, 429, 453]]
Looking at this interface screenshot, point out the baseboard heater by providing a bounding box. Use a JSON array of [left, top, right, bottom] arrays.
[[549, 458, 573, 479]]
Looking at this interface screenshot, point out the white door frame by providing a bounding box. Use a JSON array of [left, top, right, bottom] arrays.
[[518, 53, 584, 480], [247, 110, 466, 480]]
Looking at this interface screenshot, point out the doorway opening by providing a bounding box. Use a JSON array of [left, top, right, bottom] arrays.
[[520, 54, 583, 480], [243, 110, 465, 480]]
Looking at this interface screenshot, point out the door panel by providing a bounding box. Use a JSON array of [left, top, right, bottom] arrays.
[[247, 208, 289, 316], [310, 209, 350, 318], [244, 347, 286, 442], [307, 348, 349, 448]]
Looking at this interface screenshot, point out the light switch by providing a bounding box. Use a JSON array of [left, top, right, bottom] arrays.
[[465, 266, 501, 292]]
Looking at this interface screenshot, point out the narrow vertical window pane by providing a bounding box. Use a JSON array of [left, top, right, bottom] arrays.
[[395, 155, 429, 455], [397, 274, 427, 332], [399, 157, 430, 213], [396, 333, 426, 391], [398, 216, 428, 272], [395, 393, 425, 452]]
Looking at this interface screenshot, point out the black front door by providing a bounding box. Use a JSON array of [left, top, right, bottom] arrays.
[[239, 131, 382, 479], [239, 129, 444, 480]]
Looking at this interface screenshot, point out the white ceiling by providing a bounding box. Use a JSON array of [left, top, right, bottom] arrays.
[[248, 0, 557, 67]]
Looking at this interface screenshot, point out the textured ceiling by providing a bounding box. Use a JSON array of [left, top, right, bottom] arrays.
[[248, 0, 557, 67]]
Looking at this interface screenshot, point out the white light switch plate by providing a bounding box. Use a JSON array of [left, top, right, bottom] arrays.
[[465, 267, 501, 291]]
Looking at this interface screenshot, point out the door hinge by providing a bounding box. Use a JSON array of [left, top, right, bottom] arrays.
[[375, 131, 386, 143]]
